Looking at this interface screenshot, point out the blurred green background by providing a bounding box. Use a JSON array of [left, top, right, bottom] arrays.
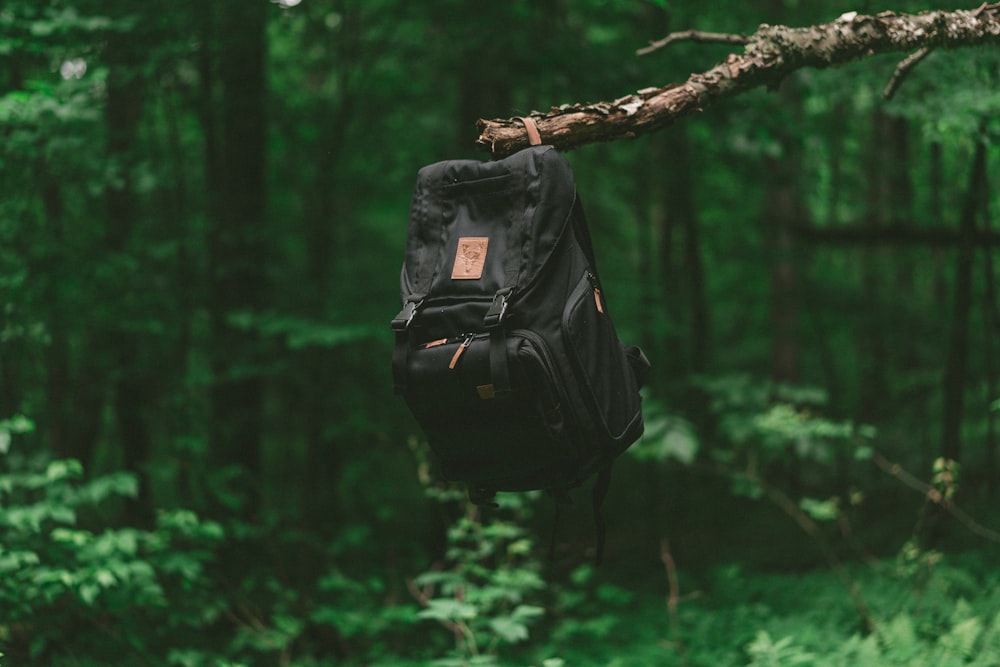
[[2, 1, 1000, 665]]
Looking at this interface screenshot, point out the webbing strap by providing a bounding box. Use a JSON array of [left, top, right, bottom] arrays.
[[391, 331, 409, 394], [390, 297, 424, 394], [488, 328, 511, 397], [591, 465, 613, 566]]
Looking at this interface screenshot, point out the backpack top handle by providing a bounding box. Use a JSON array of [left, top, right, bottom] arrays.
[[516, 116, 542, 146]]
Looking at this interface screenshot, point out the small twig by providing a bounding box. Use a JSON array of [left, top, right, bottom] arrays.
[[406, 571, 462, 636], [637, 29, 748, 56], [722, 466, 878, 634], [882, 46, 934, 99], [660, 539, 688, 665], [837, 510, 882, 568], [872, 452, 1000, 542]]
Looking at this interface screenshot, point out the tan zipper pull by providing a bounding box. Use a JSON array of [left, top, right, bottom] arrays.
[[448, 334, 475, 369], [424, 338, 448, 348], [587, 271, 604, 314]]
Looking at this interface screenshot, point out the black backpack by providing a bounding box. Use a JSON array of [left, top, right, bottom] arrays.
[[391, 127, 649, 557]]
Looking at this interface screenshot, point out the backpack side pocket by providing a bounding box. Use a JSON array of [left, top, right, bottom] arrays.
[[562, 271, 644, 448]]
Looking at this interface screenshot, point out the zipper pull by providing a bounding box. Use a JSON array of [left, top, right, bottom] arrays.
[[587, 271, 604, 314], [448, 334, 475, 369], [424, 338, 448, 349]]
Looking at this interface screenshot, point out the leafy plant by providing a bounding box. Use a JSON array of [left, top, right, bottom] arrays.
[[409, 487, 549, 667], [0, 421, 226, 664]]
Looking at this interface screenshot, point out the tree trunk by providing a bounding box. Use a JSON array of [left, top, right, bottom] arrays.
[[983, 207, 998, 497], [206, 0, 269, 514], [104, 44, 154, 526], [941, 137, 987, 463], [765, 84, 806, 386], [40, 181, 103, 465], [650, 137, 682, 380], [661, 127, 711, 375], [930, 142, 948, 304], [856, 113, 891, 426]]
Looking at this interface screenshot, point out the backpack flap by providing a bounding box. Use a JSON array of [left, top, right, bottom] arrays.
[[398, 147, 573, 313]]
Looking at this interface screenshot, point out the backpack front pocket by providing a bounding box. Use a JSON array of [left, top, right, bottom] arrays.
[[403, 333, 571, 489]]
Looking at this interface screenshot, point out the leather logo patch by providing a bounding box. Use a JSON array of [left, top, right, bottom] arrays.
[[451, 237, 489, 280]]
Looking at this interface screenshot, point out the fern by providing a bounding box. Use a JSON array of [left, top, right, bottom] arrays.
[[969, 611, 1000, 666], [746, 631, 815, 667], [934, 616, 982, 665], [878, 613, 920, 664]]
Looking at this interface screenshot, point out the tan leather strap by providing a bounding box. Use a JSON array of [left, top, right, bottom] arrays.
[[517, 116, 542, 146]]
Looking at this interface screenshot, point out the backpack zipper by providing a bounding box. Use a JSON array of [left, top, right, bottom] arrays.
[[448, 333, 476, 369], [586, 271, 604, 314]]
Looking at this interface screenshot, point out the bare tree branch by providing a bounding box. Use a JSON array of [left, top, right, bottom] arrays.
[[883, 47, 935, 99], [637, 29, 748, 57], [477, 4, 1000, 156], [872, 451, 1000, 543]]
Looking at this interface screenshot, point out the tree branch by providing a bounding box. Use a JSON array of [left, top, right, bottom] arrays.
[[477, 4, 1000, 156], [883, 47, 934, 100], [872, 451, 1000, 543], [637, 29, 748, 56]]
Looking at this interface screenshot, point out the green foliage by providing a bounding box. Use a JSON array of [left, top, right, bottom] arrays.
[[634, 400, 701, 464], [739, 602, 1000, 667], [746, 631, 816, 667], [3, 0, 1000, 665], [0, 446, 223, 663], [411, 488, 549, 666]]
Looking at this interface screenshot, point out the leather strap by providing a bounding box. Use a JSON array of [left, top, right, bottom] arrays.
[[517, 116, 542, 146]]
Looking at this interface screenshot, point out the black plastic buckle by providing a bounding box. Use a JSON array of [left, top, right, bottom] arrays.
[[390, 299, 423, 331], [484, 290, 511, 328]]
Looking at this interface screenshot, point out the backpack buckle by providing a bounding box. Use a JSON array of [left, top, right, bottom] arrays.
[[484, 290, 511, 328], [391, 299, 423, 331]]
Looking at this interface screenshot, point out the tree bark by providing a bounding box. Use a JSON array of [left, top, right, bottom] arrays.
[[476, 5, 1000, 156]]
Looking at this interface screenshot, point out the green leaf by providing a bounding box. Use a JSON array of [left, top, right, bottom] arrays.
[[417, 599, 478, 622], [45, 459, 83, 482], [79, 582, 100, 605], [489, 616, 529, 643], [799, 497, 839, 521]]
